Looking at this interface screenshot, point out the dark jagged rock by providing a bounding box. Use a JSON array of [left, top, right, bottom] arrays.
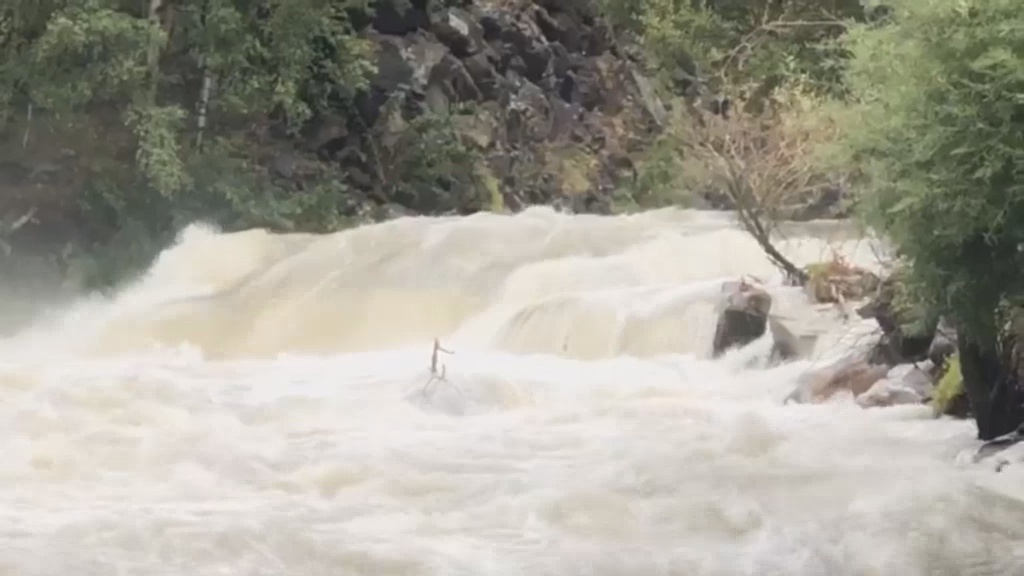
[[428, 54, 483, 102], [971, 423, 1024, 466], [712, 279, 772, 358], [372, 35, 417, 92], [301, 0, 665, 218], [432, 8, 488, 57], [371, 0, 432, 35], [848, 271, 978, 418], [462, 52, 502, 99], [855, 272, 938, 365]]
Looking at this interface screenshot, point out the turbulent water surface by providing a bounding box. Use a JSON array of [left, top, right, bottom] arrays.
[[2, 207, 1024, 576]]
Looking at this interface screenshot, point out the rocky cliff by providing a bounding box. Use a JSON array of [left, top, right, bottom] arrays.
[[313, 0, 669, 217]]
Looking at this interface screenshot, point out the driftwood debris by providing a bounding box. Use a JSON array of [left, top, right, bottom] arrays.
[[422, 337, 458, 397]]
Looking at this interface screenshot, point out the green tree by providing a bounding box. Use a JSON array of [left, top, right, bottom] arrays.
[[599, 0, 865, 99], [0, 0, 377, 286], [835, 0, 1024, 439], [598, 0, 868, 231]]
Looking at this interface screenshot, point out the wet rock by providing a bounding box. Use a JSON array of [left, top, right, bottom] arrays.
[[856, 270, 940, 365], [856, 379, 928, 408], [890, 362, 938, 394], [855, 362, 935, 409], [971, 424, 1024, 465], [712, 279, 773, 358], [767, 316, 815, 364], [785, 350, 889, 404]]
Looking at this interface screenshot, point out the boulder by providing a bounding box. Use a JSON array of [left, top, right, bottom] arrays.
[[767, 316, 815, 364], [712, 278, 772, 358], [855, 362, 935, 409], [855, 270, 939, 364], [432, 8, 489, 57], [786, 349, 956, 409], [889, 361, 938, 395], [784, 349, 889, 404], [856, 379, 928, 408]]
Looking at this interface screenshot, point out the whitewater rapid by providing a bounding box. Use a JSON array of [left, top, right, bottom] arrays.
[[1, 207, 1023, 576]]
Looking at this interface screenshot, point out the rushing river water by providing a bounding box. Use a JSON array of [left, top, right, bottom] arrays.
[[1, 207, 1024, 576]]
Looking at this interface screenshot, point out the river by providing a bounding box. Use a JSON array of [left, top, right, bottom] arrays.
[[1, 207, 1023, 575]]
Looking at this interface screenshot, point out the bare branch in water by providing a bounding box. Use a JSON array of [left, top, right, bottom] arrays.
[[424, 338, 460, 397]]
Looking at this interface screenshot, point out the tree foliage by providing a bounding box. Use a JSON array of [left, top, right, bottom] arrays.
[[0, 0, 381, 284], [835, 0, 1024, 343], [601, 0, 860, 288], [1, 0, 497, 287], [824, 0, 1024, 439], [600, 0, 865, 98], [679, 86, 842, 282]]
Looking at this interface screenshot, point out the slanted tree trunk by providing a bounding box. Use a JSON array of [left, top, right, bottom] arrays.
[[730, 187, 808, 285], [958, 332, 1024, 440]]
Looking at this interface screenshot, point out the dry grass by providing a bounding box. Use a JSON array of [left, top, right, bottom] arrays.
[[804, 251, 881, 303]]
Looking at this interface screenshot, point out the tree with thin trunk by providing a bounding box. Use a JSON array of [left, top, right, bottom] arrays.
[[679, 88, 842, 285]]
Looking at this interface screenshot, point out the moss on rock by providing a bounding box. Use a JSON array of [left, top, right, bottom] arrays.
[[932, 353, 966, 417]]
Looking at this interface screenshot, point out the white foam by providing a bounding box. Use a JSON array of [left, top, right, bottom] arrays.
[[0, 207, 1018, 575]]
